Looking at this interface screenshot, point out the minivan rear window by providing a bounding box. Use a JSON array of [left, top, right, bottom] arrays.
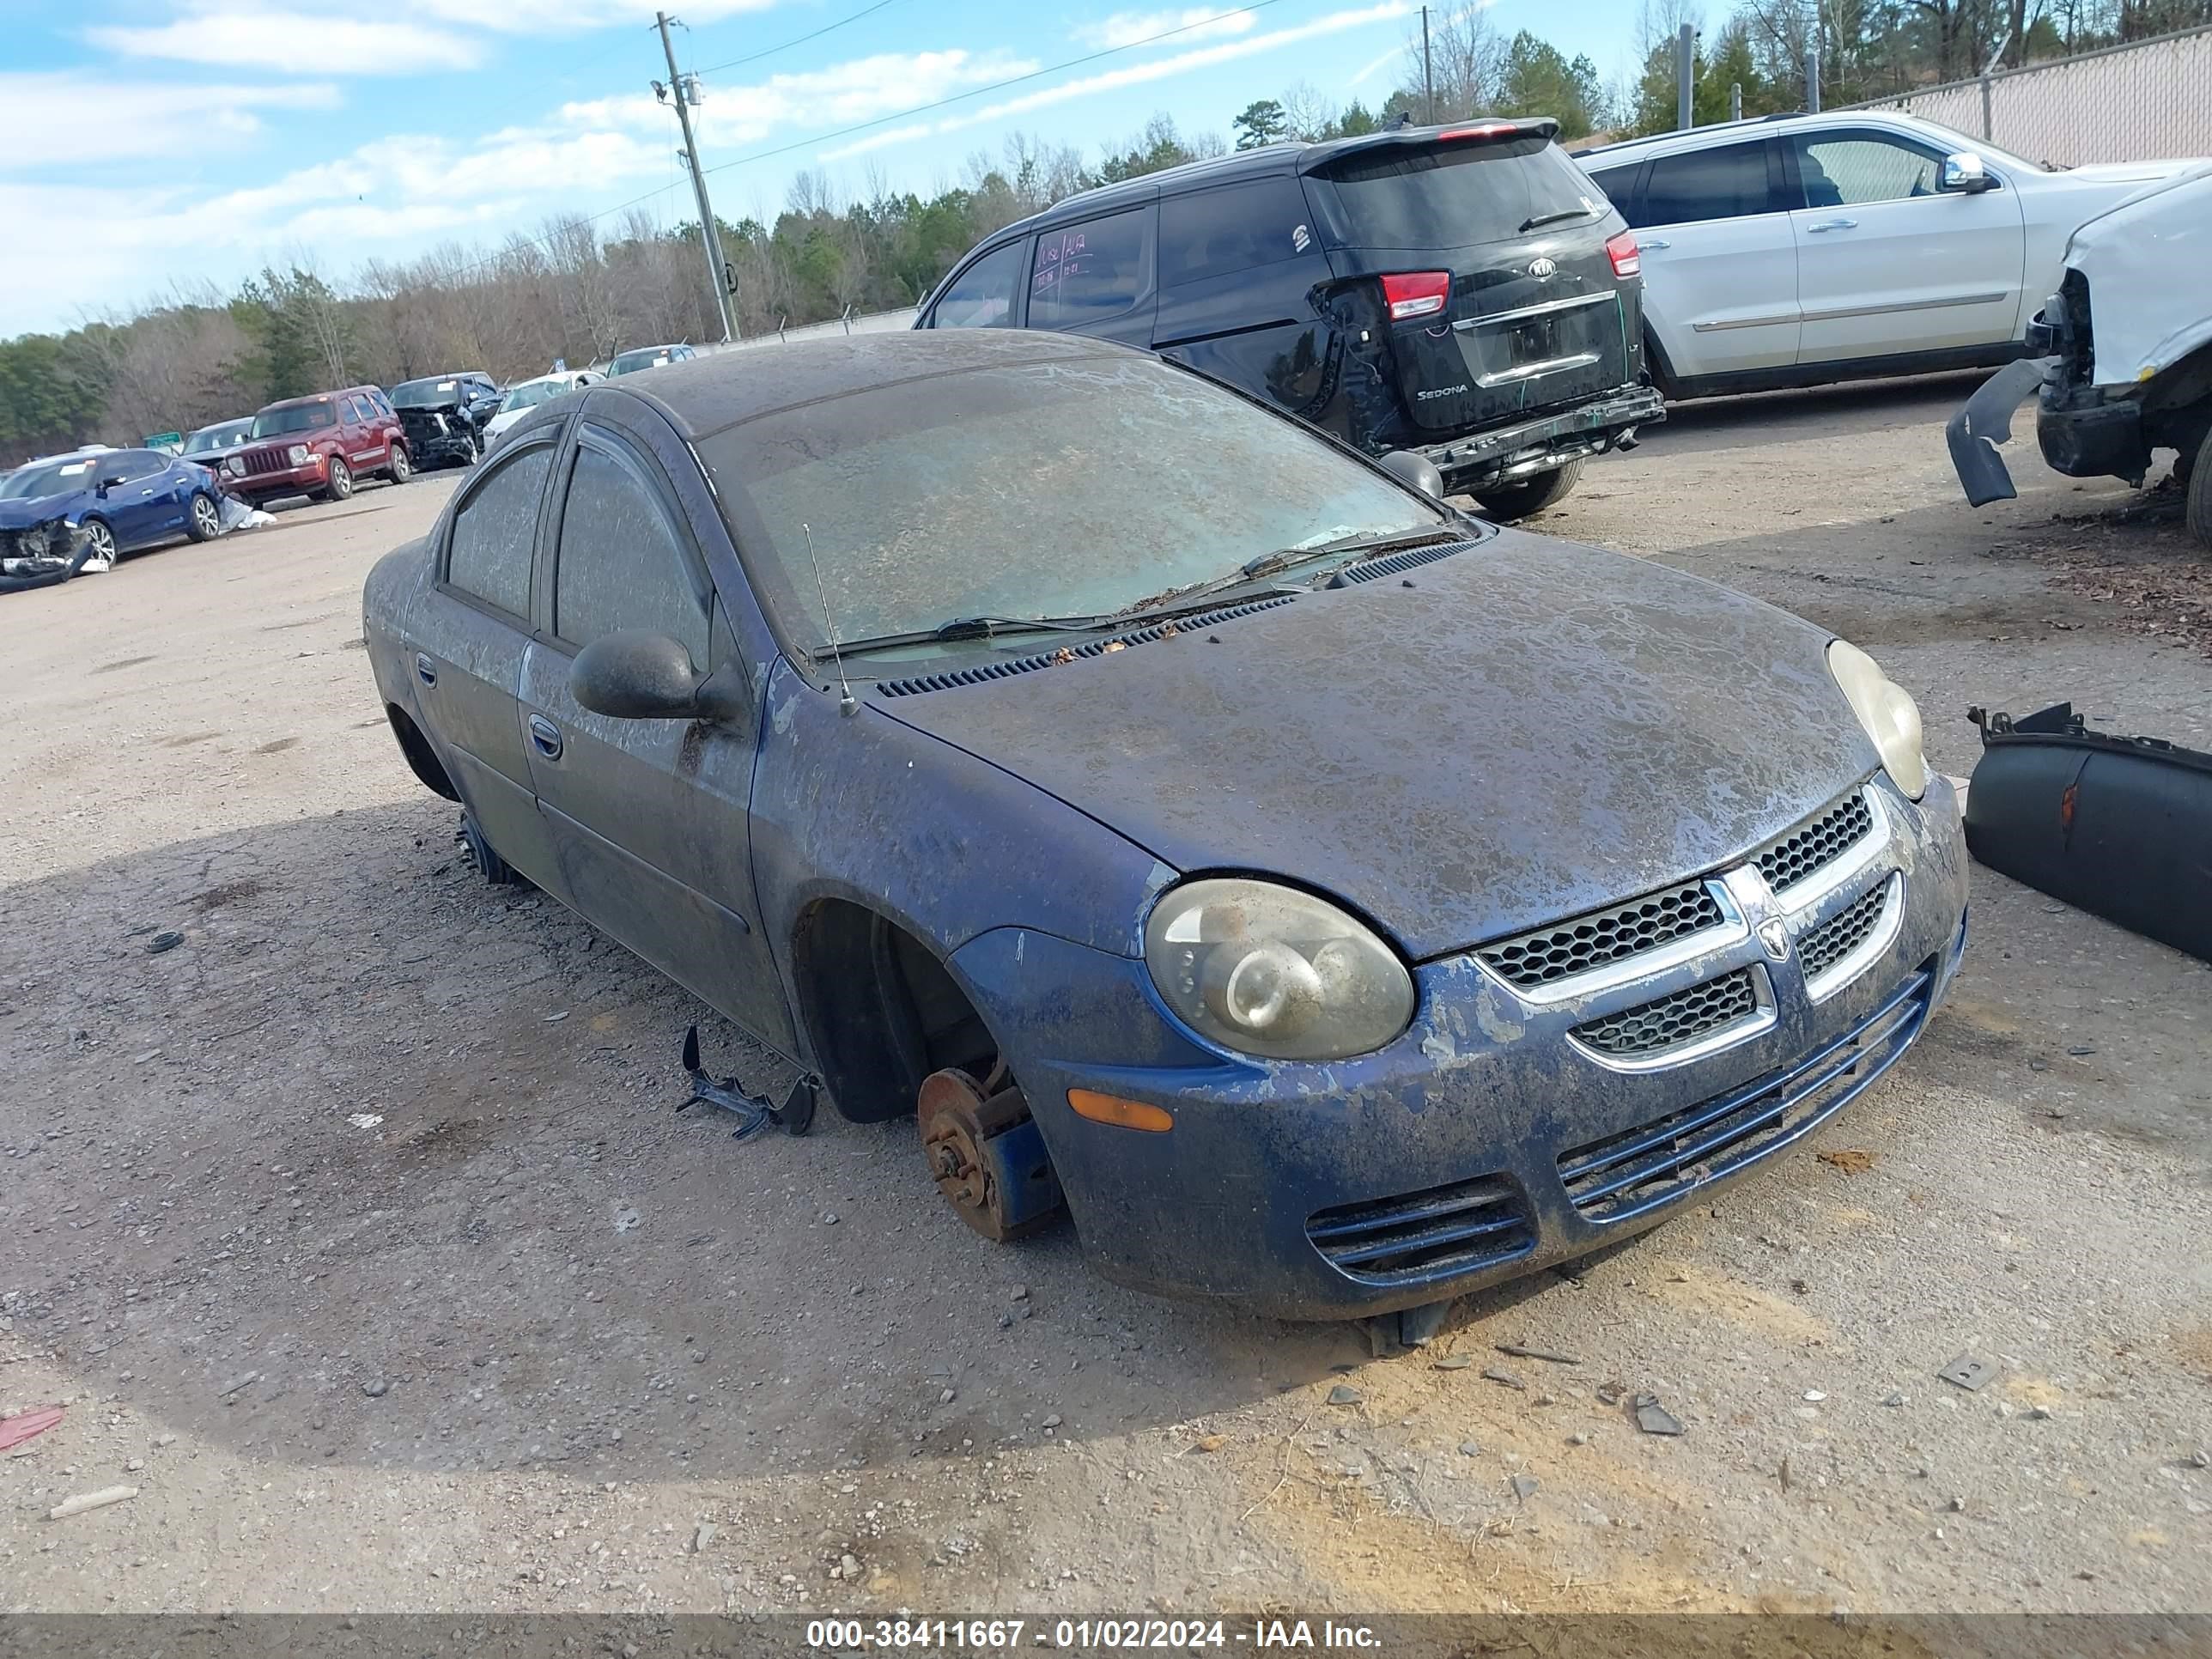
[[1312, 137, 1600, 249]]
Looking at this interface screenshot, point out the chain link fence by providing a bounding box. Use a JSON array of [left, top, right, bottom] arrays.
[[1838, 23, 2212, 165]]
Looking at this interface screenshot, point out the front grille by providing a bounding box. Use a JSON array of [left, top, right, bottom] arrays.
[[1559, 964, 1933, 1222], [1799, 882, 1888, 982], [1478, 880, 1724, 989], [240, 447, 288, 477], [1572, 969, 1758, 1059], [1755, 790, 1875, 894], [1306, 1172, 1533, 1286]]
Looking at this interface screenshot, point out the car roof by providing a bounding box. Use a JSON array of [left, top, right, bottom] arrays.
[[1572, 108, 1954, 165], [610, 330, 1143, 440], [260, 386, 380, 411], [978, 118, 1564, 242]]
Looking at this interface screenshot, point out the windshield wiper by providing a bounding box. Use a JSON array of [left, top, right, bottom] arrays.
[[819, 613, 1114, 658], [1518, 204, 1601, 233]]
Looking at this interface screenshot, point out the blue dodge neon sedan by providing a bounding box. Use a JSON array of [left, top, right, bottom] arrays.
[[0, 447, 225, 569], [361, 331, 1967, 1334]]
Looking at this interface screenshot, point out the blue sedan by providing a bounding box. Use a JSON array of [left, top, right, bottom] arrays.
[[361, 332, 1967, 1334], [0, 447, 225, 571]]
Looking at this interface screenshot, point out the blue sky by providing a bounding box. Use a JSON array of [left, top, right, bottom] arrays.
[[0, 0, 1647, 337]]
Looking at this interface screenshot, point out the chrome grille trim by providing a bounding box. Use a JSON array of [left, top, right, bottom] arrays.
[[1475, 879, 1741, 1004], [1758, 786, 1888, 910], [1802, 871, 1905, 1002], [1567, 966, 1776, 1074]]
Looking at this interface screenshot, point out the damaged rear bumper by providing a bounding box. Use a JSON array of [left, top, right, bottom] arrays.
[[1416, 383, 1666, 493], [949, 777, 1968, 1322]]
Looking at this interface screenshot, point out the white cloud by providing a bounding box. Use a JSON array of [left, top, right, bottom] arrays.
[[88, 3, 483, 74], [820, 1, 1411, 161], [565, 48, 1037, 152], [1351, 46, 1399, 84], [0, 73, 343, 168], [411, 0, 775, 29], [1071, 7, 1258, 50]]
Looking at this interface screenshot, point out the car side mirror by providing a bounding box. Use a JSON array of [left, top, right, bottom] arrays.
[[99, 472, 128, 494], [571, 630, 749, 724], [1378, 449, 1447, 500], [1939, 152, 1993, 194]]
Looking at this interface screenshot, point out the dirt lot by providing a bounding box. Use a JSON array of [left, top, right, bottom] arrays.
[[3, 380, 2209, 1626]]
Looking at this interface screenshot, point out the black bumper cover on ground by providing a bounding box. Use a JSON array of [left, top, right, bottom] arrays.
[[1966, 703, 2212, 963], [1416, 384, 1666, 491]]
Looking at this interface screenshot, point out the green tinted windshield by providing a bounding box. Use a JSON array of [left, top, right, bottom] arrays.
[[498, 381, 562, 413], [697, 354, 1444, 653]]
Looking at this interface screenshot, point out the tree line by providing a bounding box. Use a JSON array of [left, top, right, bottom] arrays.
[[3, 0, 2202, 465]]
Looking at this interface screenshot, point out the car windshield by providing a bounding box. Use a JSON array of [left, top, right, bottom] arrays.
[[1314, 135, 1601, 248], [392, 378, 464, 406], [611, 349, 669, 374], [250, 403, 337, 438], [0, 457, 100, 499], [498, 380, 563, 412], [698, 353, 1446, 654], [185, 422, 249, 453]]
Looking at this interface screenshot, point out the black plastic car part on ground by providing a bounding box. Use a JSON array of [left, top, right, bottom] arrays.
[[915, 118, 1663, 516], [1965, 702, 2212, 963], [0, 518, 93, 594]]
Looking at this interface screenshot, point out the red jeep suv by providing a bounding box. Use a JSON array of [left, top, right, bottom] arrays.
[[224, 386, 412, 506]]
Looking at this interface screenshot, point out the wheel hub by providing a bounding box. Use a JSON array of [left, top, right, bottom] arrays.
[[916, 1066, 1060, 1243]]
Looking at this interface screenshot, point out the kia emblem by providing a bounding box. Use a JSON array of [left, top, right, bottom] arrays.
[[1528, 257, 1557, 278]]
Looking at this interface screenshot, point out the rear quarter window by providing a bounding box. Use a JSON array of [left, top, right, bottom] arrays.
[[1311, 137, 1601, 249], [1158, 178, 1319, 288]]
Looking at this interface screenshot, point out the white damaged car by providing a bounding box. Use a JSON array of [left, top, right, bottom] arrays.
[[1948, 162, 2212, 545]]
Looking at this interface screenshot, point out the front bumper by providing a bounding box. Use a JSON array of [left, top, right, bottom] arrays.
[[398, 413, 478, 465], [953, 775, 1968, 1321], [1416, 384, 1666, 493]]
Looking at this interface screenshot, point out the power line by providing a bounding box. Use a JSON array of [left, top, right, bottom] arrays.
[[699, 0, 1299, 180], [447, 0, 1306, 280], [690, 0, 913, 76]]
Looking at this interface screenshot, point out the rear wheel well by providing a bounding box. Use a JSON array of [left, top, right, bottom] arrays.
[[386, 703, 459, 800], [788, 901, 996, 1122]]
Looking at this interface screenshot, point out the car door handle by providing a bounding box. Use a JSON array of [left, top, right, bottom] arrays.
[[528, 714, 563, 761], [1637, 238, 1670, 252], [415, 653, 437, 687], [141, 487, 157, 497], [1806, 218, 1858, 233]]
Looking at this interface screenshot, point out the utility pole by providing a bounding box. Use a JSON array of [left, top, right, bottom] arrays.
[[1804, 43, 1820, 112], [656, 11, 736, 343], [1676, 22, 1696, 131], [1421, 5, 1434, 123]]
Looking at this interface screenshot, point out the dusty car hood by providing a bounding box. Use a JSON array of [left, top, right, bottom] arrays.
[[873, 529, 1877, 960]]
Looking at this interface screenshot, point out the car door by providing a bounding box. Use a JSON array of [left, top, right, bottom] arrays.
[[419, 434, 567, 892], [517, 416, 793, 1050], [1786, 128, 2025, 365], [1152, 176, 1339, 419], [1024, 204, 1158, 347], [1594, 139, 1800, 380], [96, 452, 171, 549], [347, 393, 392, 471]]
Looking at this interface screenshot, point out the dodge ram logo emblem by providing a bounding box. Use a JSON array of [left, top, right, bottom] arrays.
[[1757, 919, 1791, 962], [1528, 257, 1557, 278]]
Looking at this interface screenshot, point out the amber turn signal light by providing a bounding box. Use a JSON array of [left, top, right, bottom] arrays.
[[1067, 1090, 1173, 1133]]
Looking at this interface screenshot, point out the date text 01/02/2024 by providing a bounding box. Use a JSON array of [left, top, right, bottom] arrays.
[[804, 1618, 1384, 1650]]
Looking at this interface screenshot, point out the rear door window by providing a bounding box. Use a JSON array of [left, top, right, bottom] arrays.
[[1027, 208, 1153, 331], [1158, 178, 1317, 289], [927, 240, 1024, 329], [446, 443, 551, 619], [1793, 134, 1943, 206], [1584, 162, 1642, 224], [550, 436, 712, 669], [1641, 141, 1784, 226], [1311, 137, 1599, 249]]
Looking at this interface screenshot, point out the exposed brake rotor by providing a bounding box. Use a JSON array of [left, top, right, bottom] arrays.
[[917, 1066, 1064, 1243]]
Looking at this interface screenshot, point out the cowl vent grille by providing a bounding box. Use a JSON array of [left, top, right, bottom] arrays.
[[872, 595, 1297, 698], [1325, 538, 1481, 586]]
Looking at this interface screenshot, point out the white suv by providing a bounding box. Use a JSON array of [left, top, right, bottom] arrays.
[[1573, 111, 2205, 398]]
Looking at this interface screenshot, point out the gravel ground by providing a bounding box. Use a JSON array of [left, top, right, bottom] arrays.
[[2, 382, 2209, 1623]]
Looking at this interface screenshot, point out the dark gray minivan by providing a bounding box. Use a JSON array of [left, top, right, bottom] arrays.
[[917, 118, 1664, 518]]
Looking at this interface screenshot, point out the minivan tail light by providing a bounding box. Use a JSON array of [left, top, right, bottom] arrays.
[[1605, 231, 1641, 278], [1380, 270, 1451, 321]]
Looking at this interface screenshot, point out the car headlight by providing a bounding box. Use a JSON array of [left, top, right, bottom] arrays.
[[286, 444, 313, 465], [1828, 639, 1926, 800], [223, 457, 243, 477], [1143, 878, 1414, 1060]]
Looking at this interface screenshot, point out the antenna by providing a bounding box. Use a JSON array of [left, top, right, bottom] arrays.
[[801, 522, 858, 719]]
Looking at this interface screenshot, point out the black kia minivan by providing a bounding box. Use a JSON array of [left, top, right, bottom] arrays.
[[917, 118, 1664, 519]]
